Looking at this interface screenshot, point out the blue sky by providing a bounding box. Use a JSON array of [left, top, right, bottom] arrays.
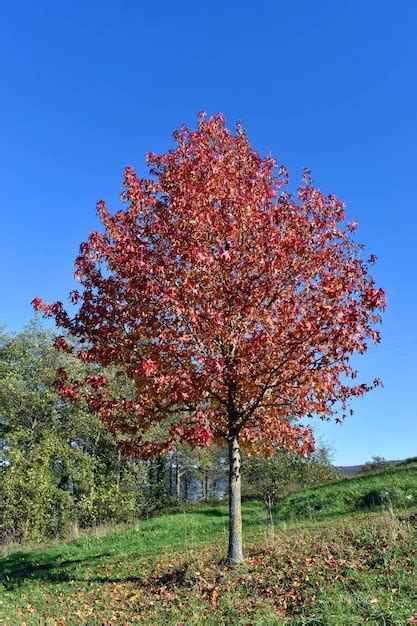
[[1, 1, 416, 465]]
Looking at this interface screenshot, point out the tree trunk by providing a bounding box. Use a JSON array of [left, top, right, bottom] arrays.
[[116, 448, 122, 493], [176, 463, 181, 501], [204, 471, 209, 500], [265, 494, 275, 534], [169, 458, 173, 496], [184, 475, 189, 502], [226, 433, 244, 565]]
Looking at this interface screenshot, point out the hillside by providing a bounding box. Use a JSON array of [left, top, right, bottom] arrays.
[[275, 459, 417, 521], [0, 464, 415, 625]]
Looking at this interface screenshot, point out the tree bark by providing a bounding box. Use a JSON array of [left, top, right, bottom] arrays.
[[169, 458, 173, 496], [204, 471, 209, 500], [226, 433, 244, 565], [116, 448, 122, 493], [176, 462, 181, 501], [202, 471, 209, 500]]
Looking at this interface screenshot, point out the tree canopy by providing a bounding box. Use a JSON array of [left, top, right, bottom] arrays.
[[33, 113, 385, 562]]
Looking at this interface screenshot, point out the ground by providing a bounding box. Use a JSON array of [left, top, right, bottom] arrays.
[[0, 500, 416, 625], [1, 462, 416, 624]]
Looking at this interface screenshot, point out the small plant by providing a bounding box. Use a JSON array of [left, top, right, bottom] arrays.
[[356, 487, 408, 510]]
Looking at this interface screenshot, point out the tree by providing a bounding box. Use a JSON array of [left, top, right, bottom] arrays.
[[194, 444, 227, 500], [33, 113, 385, 564], [0, 322, 83, 540], [0, 322, 147, 542], [359, 455, 392, 474], [168, 443, 200, 502], [243, 443, 340, 516], [295, 444, 341, 489]]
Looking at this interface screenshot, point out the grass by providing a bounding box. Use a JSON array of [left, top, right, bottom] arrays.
[[0, 466, 416, 625], [275, 460, 417, 522]]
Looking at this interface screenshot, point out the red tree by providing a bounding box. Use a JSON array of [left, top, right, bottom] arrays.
[[33, 113, 385, 564]]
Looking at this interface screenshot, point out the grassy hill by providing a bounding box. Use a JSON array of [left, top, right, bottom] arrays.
[[0, 463, 415, 625], [274, 459, 417, 522]]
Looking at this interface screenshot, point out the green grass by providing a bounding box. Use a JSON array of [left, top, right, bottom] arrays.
[[275, 460, 417, 522], [0, 466, 416, 625]]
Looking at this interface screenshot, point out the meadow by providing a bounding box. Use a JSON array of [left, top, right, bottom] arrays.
[[1, 462, 416, 625]]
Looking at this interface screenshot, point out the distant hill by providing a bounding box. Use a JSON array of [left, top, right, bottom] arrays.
[[337, 465, 364, 475], [337, 460, 400, 475]]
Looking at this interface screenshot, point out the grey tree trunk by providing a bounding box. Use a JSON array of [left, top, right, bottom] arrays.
[[226, 433, 244, 565], [116, 448, 122, 493], [169, 459, 173, 496], [184, 475, 189, 502], [202, 471, 209, 500], [176, 462, 181, 501]]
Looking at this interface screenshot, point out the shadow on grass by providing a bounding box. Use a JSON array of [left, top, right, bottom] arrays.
[[0, 551, 112, 591], [190, 507, 270, 533], [190, 508, 226, 518]]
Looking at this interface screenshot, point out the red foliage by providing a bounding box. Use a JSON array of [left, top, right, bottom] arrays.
[[33, 113, 385, 458]]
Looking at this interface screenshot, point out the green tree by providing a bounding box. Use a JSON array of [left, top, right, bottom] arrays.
[[359, 456, 392, 474], [0, 322, 146, 542], [243, 443, 340, 516]]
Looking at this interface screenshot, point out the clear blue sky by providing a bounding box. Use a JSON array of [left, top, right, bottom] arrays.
[[1, 1, 416, 465]]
